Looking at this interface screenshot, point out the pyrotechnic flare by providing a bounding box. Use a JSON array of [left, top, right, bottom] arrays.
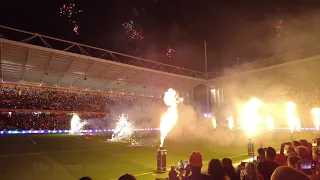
[[111, 114, 134, 141], [285, 102, 298, 133], [70, 114, 86, 134], [228, 116, 234, 130], [212, 117, 217, 129], [312, 108, 320, 131], [159, 88, 183, 147], [266, 116, 274, 130], [241, 98, 262, 138]]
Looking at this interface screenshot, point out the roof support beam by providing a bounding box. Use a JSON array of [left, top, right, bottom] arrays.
[[70, 61, 94, 88], [56, 57, 76, 86], [85, 61, 95, 76], [85, 79, 96, 90], [21, 48, 30, 84], [71, 77, 82, 88], [40, 52, 55, 85]]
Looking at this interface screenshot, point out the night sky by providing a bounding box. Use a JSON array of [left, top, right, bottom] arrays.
[[2, 0, 320, 72]]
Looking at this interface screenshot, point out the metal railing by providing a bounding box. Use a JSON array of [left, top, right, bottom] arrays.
[[0, 25, 205, 79]]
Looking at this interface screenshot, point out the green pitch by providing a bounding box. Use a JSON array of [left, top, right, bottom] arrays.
[[0, 130, 318, 180]]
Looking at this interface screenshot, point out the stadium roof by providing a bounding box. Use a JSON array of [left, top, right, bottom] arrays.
[[0, 25, 205, 96]]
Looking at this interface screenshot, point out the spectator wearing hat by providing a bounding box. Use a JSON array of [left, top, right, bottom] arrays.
[[257, 147, 280, 180], [187, 152, 211, 180]]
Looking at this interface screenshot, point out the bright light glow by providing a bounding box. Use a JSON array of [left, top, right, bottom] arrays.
[[296, 117, 301, 131], [285, 102, 299, 133], [160, 88, 183, 147], [228, 116, 234, 130], [111, 114, 134, 141], [70, 114, 86, 134], [312, 108, 320, 131], [266, 116, 274, 130], [212, 117, 217, 129], [241, 98, 262, 138]]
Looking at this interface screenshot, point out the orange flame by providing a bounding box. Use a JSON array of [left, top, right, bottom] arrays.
[[159, 89, 183, 147], [212, 117, 217, 129], [241, 98, 262, 138], [285, 102, 299, 133], [312, 108, 320, 131], [228, 116, 234, 130], [266, 116, 274, 130]]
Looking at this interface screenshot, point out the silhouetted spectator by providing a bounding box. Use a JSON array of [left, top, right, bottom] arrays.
[[257, 147, 280, 180], [271, 166, 310, 180], [222, 158, 240, 180], [79, 176, 93, 180], [118, 174, 136, 180], [293, 141, 302, 148], [257, 148, 266, 163], [168, 165, 179, 180], [299, 139, 308, 148], [287, 156, 301, 169], [295, 146, 310, 160], [242, 162, 264, 180], [208, 159, 230, 180], [187, 152, 211, 180]]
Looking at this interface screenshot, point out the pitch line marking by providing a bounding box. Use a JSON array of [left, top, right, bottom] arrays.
[[0, 147, 113, 158], [28, 136, 37, 145]]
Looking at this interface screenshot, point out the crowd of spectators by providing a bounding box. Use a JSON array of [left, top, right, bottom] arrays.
[[162, 138, 320, 180], [78, 138, 320, 180], [0, 113, 108, 130], [0, 85, 163, 112], [0, 85, 165, 130]]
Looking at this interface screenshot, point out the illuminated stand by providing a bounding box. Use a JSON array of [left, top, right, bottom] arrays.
[[157, 146, 167, 173], [247, 139, 254, 157]]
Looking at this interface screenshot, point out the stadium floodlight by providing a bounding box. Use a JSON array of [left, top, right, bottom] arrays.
[[157, 146, 167, 173]]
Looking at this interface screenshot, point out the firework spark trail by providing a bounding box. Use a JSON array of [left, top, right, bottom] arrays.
[[73, 24, 79, 35], [212, 117, 217, 129], [241, 98, 262, 138], [228, 116, 234, 130], [111, 114, 134, 141], [159, 88, 183, 147], [312, 108, 320, 131], [70, 114, 86, 134], [166, 47, 174, 58], [275, 20, 284, 37], [59, 3, 82, 35], [122, 20, 144, 40]]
